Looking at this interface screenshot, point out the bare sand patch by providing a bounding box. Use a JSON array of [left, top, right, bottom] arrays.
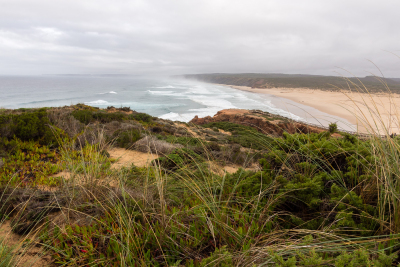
[[224, 164, 260, 174], [218, 129, 232, 135], [108, 148, 159, 168], [205, 161, 260, 175], [51, 171, 72, 180], [229, 85, 400, 134], [48, 149, 160, 187], [0, 220, 52, 266]]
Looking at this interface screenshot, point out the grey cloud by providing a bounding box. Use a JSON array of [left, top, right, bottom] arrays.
[[0, 0, 399, 76]]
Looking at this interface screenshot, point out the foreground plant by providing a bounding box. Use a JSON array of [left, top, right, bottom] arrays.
[[0, 239, 14, 267]]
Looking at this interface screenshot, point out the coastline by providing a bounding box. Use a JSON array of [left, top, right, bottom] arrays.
[[220, 84, 400, 134]]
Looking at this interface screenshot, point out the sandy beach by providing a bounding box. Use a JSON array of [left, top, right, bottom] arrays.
[[226, 85, 400, 134]]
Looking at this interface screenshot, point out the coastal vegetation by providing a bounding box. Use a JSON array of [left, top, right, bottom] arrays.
[[1, 104, 400, 266], [182, 73, 400, 93]]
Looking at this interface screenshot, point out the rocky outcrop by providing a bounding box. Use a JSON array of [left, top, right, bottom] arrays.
[[190, 109, 325, 136]]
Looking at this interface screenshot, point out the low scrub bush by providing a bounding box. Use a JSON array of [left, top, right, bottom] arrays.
[[130, 112, 153, 123], [203, 121, 273, 149], [157, 148, 204, 171], [329, 122, 338, 133], [113, 129, 141, 148], [72, 110, 126, 124], [0, 108, 66, 147], [134, 136, 181, 155]]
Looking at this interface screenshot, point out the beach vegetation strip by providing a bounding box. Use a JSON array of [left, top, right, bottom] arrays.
[[182, 73, 400, 93], [1, 104, 400, 265]]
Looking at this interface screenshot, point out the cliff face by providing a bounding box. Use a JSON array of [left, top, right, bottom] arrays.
[[190, 109, 325, 136]]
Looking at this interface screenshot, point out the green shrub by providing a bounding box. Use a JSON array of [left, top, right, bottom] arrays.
[[202, 121, 273, 149], [222, 170, 274, 202], [207, 142, 220, 151], [335, 249, 371, 267], [157, 148, 204, 171], [284, 164, 325, 209], [297, 249, 324, 266], [113, 129, 141, 148], [130, 113, 152, 123], [0, 108, 66, 147], [329, 122, 338, 133], [71, 110, 93, 124], [12, 108, 48, 140], [198, 246, 233, 266], [72, 110, 126, 124], [253, 132, 383, 233]]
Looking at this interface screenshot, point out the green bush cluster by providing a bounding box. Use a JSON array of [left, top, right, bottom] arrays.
[[272, 247, 397, 267], [112, 129, 141, 148], [251, 132, 380, 233], [157, 148, 204, 171], [71, 109, 154, 125], [202, 121, 273, 149], [72, 110, 126, 124], [329, 122, 338, 133], [0, 108, 66, 147], [129, 112, 153, 123]]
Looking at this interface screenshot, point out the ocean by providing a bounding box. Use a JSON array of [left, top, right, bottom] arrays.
[[0, 75, 354, 129]]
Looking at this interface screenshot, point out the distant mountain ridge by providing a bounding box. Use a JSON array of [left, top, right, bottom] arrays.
[[180, 73, 400, 93]]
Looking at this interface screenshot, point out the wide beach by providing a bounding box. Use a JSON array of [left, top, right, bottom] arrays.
[[226, 85, 400, 134]]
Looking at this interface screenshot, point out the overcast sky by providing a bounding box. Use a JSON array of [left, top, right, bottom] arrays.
[[0, 0, 399, 76]]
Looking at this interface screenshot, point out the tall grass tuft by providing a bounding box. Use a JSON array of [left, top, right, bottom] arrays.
[[0, 239, 14, 267]]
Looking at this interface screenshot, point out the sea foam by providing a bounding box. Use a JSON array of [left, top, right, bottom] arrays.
[[85, 100, 109, 105], [152, 85, 175, 89], [98, 91, 117, 94], [147, 90, 175, 95]]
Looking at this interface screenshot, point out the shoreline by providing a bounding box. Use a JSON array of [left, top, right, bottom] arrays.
[[219, 84, 400, 134]]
